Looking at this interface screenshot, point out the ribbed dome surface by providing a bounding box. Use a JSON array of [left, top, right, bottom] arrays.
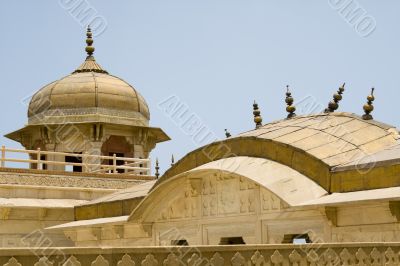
[[28, 72, 149, 120]]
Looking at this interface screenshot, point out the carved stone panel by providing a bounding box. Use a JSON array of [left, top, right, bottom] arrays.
[[260, 188, 281, 212], [156, 172, 282, 222], [117, 254, 135, 266], [217, 176, 239, 215], [157, 180, 200, 221]]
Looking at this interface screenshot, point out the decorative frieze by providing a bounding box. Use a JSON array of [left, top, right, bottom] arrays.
[[0, 172, 143, 189], [1, 246, 400, 266]]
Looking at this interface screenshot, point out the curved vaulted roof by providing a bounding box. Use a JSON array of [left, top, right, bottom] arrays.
[[157, 112, 400, 193], [238, 112, 399, 166], [129, 156, 328, 222]]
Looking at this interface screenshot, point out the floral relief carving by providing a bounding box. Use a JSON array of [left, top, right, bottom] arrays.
[[231, 252, 246, 266], [307, 250, 319, 265], [34, 257, 54, 266], [117, 254, 135, 266], [141, 254, 158, 266], [369, 248, 382, 266], [218, 177, 238, 214], [323, 248, 340, 265], [261, 189, 281, 212], [251, 251, 264, 266], [4, 258, 21, 266], [163, 254, 180, 266], [202, 176, 216, 195], [62, 256, 81, 266], [289, 250, 302, 265], [339, 248, 354, 265], [270, 250, 283, 265], [158, 179, 202, 221], [187, 254, 202, 266], [91, 255, 109, 266], [355, 248, 370, 265], [0, 173, 139, 189], [210, 253, 224, 266], [385, 247, 399, 266]]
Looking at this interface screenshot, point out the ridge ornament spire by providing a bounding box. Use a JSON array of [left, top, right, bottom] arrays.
[[285, 85, 296, 119], [324, 83, 345, 113], [362, 88, 375, 120], [253, 101, 263, 129]]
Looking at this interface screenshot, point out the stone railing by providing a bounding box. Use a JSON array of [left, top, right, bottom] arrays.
[[0, 146, 151, 176], [0, 243, 400, 265]]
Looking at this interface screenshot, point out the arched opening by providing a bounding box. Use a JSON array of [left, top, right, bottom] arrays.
[[101, 136, 133, 173]]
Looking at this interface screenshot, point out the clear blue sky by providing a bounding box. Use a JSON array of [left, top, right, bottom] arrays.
[[0, 1, 399, 173]]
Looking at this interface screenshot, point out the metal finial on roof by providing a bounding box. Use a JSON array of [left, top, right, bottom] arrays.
[[225, 129, 231, 138], [362, 88, 375, 120], [171, 154, 175, 166], [73, 27, 108, 74], [85, 26, 95, 58], [285, 85, 296, 119], [155, 158, 160, 179], [253, 101, 263, 129], [324, 83, 345, 113]]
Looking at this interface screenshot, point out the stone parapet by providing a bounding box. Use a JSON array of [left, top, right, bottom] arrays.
[[0, 243, 399, 265]]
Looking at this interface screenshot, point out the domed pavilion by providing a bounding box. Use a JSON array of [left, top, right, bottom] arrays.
[[5, 27, 169, 172]]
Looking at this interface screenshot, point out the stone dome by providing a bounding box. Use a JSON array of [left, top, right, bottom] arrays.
[[28, 28, 150, 127], [28, 71, 150, 126]]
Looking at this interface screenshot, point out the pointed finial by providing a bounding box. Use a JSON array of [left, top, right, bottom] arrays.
[[171, 154, 175, 166], [362, 88, 375, 120], [72, 27, 108, 74], [85, 26, 95, 58], [225, 129, 231, 138], [155, 158, 160, 179], [324, 83, 346, 113], [285, 85, 296, 119], [253, 100, 263, 129]]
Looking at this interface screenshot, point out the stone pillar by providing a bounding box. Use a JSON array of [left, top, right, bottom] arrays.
[[83, 141, 103, 173], [133, 144, 145, 159], [44, 143, 65, 171]]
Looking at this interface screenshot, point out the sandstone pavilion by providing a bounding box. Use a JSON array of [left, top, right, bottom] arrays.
[[1, 29, 400, 265]]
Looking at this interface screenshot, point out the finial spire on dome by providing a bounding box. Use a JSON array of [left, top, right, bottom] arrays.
[[155, 158, 160, 179], [362, 88, 375, 120], [253, 101, 263, 129], [72, 26, 108, 74], [171, 154, 175, 167], [285, 85, 296, 119], [85, 26, 95, 58], [324, 83, 345, 113]]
